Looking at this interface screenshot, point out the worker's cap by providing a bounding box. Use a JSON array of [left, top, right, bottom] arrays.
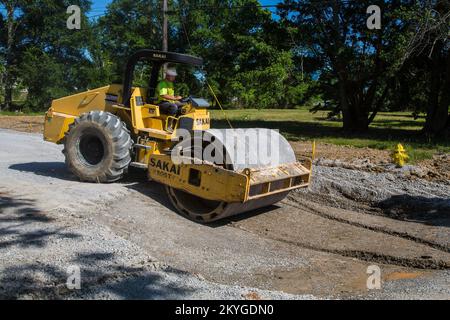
[[166, 68, 178, 77]]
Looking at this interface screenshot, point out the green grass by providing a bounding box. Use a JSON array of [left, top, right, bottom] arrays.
[[1, 106, 447, 162], [210, 108, 450, 162], [0, 99, 43, 116], [0, 111, 44, 116]]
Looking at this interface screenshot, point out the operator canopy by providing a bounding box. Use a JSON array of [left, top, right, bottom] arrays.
[[122, 49, 203, 107]]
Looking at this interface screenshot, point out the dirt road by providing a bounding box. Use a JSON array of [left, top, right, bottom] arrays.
[[0, 129, 449, 299]]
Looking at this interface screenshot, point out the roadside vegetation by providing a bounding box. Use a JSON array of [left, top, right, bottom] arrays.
[[211, 108, 450, 162], [0, 0, 448, 160], [0, 110, 41, 116], [1, 107, 447, 163]]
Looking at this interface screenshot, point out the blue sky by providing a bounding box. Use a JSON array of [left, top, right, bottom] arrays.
[[87, 0, 281, 18], [0, 1, 281, 20]]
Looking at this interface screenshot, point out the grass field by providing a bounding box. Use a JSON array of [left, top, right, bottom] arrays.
[[210, 108, 450, 162], [1, 107, 448, 162], [0, 111, 42, 116]]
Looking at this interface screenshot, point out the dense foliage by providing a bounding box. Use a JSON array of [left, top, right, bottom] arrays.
[[0, 0, 448, 136]]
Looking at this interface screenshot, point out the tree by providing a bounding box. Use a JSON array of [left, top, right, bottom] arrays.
[[0, 0, 24, 110], [377, 0, 449, 138], [412, 1, 449, 137], [424, 38, 450, 137], [96, 0, 163, 84], [96, 0, 303, 108], [278, 0, 420, 131], [174, 0, 302, 108], [9, 0, 97, 109]]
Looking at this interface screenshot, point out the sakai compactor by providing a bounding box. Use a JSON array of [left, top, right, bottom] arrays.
[[44, 50, 311, 222]]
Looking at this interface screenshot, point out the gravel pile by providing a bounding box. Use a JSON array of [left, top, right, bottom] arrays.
[[298, 164, 450, 219], [316, 156, 450, 183]]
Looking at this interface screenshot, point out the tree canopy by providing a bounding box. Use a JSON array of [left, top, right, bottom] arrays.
[[0, 0, 448, 137]]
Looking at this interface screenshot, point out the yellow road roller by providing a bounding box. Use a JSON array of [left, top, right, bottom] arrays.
[[43, 49, 311, 222]]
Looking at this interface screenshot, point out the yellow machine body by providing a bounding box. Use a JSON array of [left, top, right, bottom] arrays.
[[147, 154, 311, 203], [44, 85, 210, 144], [43, 49, 311, 222]]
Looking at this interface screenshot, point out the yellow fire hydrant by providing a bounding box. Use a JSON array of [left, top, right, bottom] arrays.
[[392, 144, 409, 167]]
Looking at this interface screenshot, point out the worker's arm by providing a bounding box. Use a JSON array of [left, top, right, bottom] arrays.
[[161, 94, 182, 101]]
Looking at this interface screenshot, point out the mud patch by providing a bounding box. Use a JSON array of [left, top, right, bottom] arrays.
[[242, 291, 262, 300], [384, 271, 426, 281]]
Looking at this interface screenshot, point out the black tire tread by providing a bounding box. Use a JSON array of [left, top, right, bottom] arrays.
[[63, 111, 132, 183]]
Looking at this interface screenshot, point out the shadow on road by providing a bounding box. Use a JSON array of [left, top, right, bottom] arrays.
[[0, 190, 196, 299], [0, 191, 81, 249], [0, 250, 195, 299], [9, 162, 76, 181], [376, 195, 450, 228], [7, 162, 284, 226], [124, 168, 281, 227]]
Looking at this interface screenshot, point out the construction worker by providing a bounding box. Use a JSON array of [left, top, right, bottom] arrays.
[[156, 68, 185, 116]]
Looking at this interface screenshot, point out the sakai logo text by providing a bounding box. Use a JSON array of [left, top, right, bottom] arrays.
[[152, 53, 167, 59], [150, 158, 180, 175], [196, 118, 210, 126]]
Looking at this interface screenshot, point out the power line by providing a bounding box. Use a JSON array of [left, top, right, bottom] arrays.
[[85, 2, 289, 17], [2, 1, 357, 19], [87, 3, 286, 20], [87, 13, 106, 19], [166, 3, 290, 14], [166, 0, 355, 14], [80, 3, 288, 18], [1, 1, 362, 24]]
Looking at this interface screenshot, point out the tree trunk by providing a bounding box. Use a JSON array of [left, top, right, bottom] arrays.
[[436, 49, 450, 137], [3, 2, 16, 111], [339, 80, 369, 132], [423, 41, 449, 137], [352, 104, 370, 132], [338, 80, 352, 130], [368, 82, 390, 125]]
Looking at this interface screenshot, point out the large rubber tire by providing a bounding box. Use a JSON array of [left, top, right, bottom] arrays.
[[63, 111, 132, 183]]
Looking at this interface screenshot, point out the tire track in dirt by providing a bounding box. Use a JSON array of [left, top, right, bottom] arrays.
[[232, 223, 450, 270], [227, 195, 450, 271], [284, 201, 450, 254]]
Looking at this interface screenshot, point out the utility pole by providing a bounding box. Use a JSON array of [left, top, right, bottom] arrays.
[[162, 0, 168, 73], [162, 0, 168, 52]]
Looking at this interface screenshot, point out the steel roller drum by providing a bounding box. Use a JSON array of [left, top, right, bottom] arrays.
[[166, 129, 297, 222]]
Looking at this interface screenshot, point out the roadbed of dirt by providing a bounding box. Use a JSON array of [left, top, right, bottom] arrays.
[[292, 141, 450, 183], [1, 115, 448, 183], [0, 127, 449, 299], [0, 115, 45, 134]]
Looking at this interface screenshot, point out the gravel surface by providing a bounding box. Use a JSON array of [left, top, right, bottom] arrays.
[[363, 270, 450, 300], [303, 162, 450, 226], [0, 129, 315, 300], [311, 161, 450, 201], [1, 128, 449, 300]]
